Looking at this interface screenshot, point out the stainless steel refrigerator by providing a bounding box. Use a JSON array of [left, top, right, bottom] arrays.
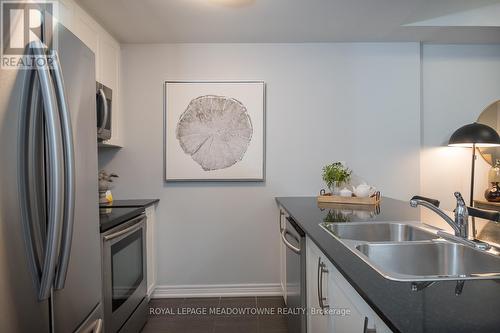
[[0, 23, 103, 333]]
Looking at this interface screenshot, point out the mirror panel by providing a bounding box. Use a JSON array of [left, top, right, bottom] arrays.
[[477, 100, 500, 166]]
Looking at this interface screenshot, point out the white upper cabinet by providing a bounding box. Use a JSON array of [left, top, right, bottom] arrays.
[[99, 36, 117, 89], [55, 0, 100, 79], [54, 0, 74, 31], [98, 34, 123, 146], [53, 0, 124, 147]]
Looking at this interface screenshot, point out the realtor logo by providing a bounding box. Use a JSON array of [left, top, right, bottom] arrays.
[[1, 0, 56, 69]]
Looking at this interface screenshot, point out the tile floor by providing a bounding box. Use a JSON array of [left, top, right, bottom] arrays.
[[141, 296, 288, 333]]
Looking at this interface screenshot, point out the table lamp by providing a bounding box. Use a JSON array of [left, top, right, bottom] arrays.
[[448, 122, 500, 206]]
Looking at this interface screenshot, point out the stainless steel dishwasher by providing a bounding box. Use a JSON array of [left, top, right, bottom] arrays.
[[281, 216, 306, 333]]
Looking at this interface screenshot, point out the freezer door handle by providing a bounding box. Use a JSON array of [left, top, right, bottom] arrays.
[[51, 49, 76, 290], [30, 41, 65, 300]]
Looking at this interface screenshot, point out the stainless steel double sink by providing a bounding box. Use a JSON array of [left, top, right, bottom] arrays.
[[320, 222, 500, 282]]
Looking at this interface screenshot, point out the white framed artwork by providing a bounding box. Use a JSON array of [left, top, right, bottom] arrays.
[[164, 81, 266, 181]]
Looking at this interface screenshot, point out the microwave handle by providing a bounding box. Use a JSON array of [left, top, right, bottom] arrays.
[[97, 88, 108, 134]]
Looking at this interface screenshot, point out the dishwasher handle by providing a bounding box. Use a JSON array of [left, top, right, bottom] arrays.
[[281, 229, 301, 254], [278, 210, 284, 233], [280, 216, 302, 254]]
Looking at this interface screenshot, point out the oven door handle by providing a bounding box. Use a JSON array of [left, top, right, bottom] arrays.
[[104, 215, 145, 241], [97, 88, 108, 134]]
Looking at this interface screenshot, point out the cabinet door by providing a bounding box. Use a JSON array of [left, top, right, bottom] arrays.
[[54, 0, 75, 31], [52, 0, 124, 147], [327, 270, 366, 333], [145, 205, 157, 298], [307, 237, 392, 333], [98, 36, 118, 90], [71, 6, 100, 80], [306, 238, 329, 333], [326, 260, 392, 333], [98, 35, 123, 146]]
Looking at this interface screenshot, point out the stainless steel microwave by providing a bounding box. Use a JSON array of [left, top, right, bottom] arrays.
[[96, 82, 112, 141]]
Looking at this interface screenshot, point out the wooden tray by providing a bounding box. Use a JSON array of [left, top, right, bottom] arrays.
[[317, 201, 381, 213], [317, 191, 381, 205]]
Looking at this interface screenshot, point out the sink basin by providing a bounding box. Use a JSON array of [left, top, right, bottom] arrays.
[[356, 241, 500, 281], [321, 222, 437, 242]]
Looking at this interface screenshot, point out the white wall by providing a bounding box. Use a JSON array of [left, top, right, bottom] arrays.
[[100, 43, 421, 293], [421, 44, 500, 209]]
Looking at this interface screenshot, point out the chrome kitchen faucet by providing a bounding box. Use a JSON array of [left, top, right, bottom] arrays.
[[410, 192, 491, 250], [410, 192, 468, 238]]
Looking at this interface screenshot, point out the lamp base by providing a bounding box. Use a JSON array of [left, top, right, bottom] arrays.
[[485, 182, 500, 202]]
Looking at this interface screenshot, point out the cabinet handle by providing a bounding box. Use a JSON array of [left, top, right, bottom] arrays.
[[317, 257, 329, 312], [363, 316, 377, 333]]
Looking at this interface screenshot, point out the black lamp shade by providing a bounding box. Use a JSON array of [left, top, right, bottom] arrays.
[[448, 122, 500, 147]]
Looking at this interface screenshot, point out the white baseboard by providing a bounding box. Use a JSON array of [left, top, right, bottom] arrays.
[[152, 283, 283, 299]]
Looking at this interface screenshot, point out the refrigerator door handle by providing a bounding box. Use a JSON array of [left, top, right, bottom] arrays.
[[30, 41, 65, 301], [51, 49, 76, 290], [19, 64, 43, 295]]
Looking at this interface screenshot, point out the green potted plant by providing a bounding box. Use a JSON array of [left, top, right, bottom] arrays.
[[322, 162, 352, 195]]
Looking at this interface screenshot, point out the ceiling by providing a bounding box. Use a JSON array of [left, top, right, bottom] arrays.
[[75, 0, 500, 43]]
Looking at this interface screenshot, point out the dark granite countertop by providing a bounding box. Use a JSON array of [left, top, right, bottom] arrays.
[[99, 198, 159, 208], [276, 196, 500, 333], [99, 206, 145, 233]]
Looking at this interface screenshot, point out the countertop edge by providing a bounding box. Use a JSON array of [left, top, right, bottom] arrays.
[[100, 198, 160, 208]]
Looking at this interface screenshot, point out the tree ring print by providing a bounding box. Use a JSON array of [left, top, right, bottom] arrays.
[[176, 95, 253, 171]]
